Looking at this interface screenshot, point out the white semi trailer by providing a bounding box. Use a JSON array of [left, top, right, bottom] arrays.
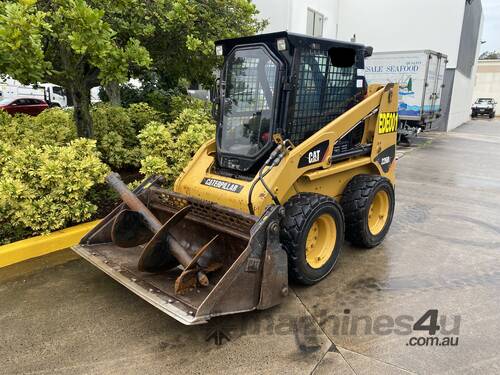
[[0, 77, 68, 108], [365, 50, 447, 142]]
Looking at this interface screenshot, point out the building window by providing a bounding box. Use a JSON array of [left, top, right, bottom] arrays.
[[306, 8, 324, 37]]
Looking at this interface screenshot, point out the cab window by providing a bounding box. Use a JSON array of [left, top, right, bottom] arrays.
[[219, 47, 279, 157]]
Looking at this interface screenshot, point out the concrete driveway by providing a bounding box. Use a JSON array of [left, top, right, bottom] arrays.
[[1, 119, 500, 375]]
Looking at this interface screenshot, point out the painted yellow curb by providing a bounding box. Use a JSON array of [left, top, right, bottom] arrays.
[[0, 220, 100, 268]]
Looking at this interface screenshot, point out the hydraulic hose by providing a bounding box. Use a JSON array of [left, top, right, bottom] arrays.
[[259, 166, 281, 206], [247, 164, 273, 215], [247, 145, 285, 215]]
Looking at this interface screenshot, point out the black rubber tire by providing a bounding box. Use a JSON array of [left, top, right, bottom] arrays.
[[489, 112, 495, 119], [281, 193, 344, 285], [341, 175, 395, 248]]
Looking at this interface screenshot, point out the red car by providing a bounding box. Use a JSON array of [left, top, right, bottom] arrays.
[[0, 97, 49, 116]]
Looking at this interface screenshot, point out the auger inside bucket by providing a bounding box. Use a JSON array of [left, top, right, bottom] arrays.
[[72, 174, 288, 325]]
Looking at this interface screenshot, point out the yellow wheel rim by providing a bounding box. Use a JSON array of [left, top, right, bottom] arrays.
[[305, 214, 337, 269], [368, 190, 390, 235]]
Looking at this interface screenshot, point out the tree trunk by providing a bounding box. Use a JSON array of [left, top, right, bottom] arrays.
[[71, 83, 94, 138], [104, 81, 121, 106]]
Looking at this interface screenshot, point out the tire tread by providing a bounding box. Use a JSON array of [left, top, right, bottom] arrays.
[[281, 193, 343, 284], [341, 175, 393, 247]]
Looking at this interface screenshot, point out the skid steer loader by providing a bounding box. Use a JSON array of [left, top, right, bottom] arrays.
[[73, 32, 398, 325]]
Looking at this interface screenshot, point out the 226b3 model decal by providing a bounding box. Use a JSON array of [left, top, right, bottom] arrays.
[[378, 112, 399, 134]]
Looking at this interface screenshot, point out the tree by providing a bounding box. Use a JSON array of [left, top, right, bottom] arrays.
[[0, 0, 151, 137], [96, 0, 267, 110], [143, 0, 267, 90], [93, 0, 164, 107], [0, 0, 266, 136]]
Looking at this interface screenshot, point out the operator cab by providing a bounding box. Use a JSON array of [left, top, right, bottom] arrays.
[[213, 32, 372, 176]]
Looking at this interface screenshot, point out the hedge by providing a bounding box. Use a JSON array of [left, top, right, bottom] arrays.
[[0, 139, 109, 244], [0, 98, 215, 244], [138, 107, 215, 185]]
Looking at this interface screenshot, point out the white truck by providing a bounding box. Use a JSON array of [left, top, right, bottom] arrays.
[[365, 50, 447, 142], [0, 77, 68, 108]]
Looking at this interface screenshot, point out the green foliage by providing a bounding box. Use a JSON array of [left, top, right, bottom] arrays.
[[167, 95, 207, 123], [0, 0, 265, 138], [0, 0, 152, 86], [92, 104, 136, 143], [104, 83, 188, 115], [139, 121, 174, 159], [91, 104, 140, 168], [0, 108, 76, 148], [0, 110, 11, 127], [0, 140, 14, 173], [126, 102, 163, 131], [102, 82, 208, 123], [0, 0, 153, 137], [171, 118, 216, 170], [147, 0, 268, 88], [0, 94, 214, 244], [0, 1, 51, 84], [90, 102, 164, 169], [0, 139, 109, 244], [138, 107, 215, 185]]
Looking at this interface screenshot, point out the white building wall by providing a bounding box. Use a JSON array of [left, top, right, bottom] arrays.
[[288, 0, 339, 38], [253, 0, 289, 33], [448, 70, 477, 129], [336, 0, 465, 68], [253, 0, 340, 38], [254, 0, 466, 67]]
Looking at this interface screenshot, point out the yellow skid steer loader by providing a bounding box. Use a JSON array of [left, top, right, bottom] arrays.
[[73, 32, 398, 325]]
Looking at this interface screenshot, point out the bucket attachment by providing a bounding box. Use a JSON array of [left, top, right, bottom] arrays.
[[72, 175, 288, 325]]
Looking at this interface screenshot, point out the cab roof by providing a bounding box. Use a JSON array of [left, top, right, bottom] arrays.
[[215, 31, 372, 57]]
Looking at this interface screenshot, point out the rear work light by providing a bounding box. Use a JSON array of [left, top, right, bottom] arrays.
[[277, 38, 287, 51]]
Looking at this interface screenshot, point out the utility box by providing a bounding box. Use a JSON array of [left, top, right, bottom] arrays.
[[365, 50, 448, 139]]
